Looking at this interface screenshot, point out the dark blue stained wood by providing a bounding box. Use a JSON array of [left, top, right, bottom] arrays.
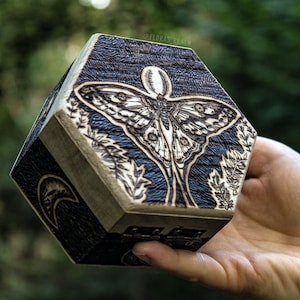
[[68, 35, 255, 208]]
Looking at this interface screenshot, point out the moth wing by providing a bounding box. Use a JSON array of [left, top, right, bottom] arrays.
[[129, 118, 171, 169], [171, 126, 202, 168], [75, 82, 171, 168], [170, 96, 240, 165], [74, 82, 155, 130]]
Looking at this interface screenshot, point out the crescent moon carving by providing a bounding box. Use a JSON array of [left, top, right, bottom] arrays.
[[37, 174, 79, 229]]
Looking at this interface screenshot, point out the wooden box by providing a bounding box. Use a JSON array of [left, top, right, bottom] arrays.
[[10, 34, 256, 266]]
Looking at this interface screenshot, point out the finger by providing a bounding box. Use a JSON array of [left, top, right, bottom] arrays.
[[246, 136, 298, 178], [246, 137, 274, 178], [242, 136, 299, 199], [132, 241, 228, 289]]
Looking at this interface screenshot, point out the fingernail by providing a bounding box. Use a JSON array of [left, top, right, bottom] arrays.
[[133, 252, 152, 265]]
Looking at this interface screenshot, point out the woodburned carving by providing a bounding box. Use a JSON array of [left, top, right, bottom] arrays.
[[10, 34, 256, 265], [38, 174, 79, 229], [71, 66, 248, 208]]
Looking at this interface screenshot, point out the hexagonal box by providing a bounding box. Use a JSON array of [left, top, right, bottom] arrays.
[[10, 34, 256, 265]]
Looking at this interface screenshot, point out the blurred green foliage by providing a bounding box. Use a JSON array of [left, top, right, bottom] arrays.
[[0, 0, 299, 299]]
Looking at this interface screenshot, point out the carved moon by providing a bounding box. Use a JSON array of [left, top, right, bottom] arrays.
[[37, 175, 79, 229]]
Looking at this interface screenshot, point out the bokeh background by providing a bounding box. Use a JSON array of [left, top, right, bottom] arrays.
[[1, 0, 299, 299]]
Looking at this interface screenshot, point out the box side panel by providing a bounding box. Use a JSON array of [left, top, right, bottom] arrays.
[[10, 137, 109, 263]]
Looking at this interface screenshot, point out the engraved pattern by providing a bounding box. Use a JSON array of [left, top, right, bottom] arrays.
[[73, 66, 241, 207], [208, 120, 256, 210], [67, 99, 151, 203], [38, 175, 79, 228]]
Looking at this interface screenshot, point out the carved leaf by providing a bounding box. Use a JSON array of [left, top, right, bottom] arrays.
[[220, 149, 247, 193], [236, 120, 256, 150], [66, 98, 79, 119], [207, 119, 255, 210], [117, 160, 151, 203], [85, 127, 151, 202], [208, 169, 233, 210], [90, 131, 128, 173]]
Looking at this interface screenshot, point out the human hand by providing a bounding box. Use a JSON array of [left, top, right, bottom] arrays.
[[133, 137, 300, 299]]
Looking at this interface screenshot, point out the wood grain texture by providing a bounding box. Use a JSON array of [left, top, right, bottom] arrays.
[[10, 34, 256, 265]]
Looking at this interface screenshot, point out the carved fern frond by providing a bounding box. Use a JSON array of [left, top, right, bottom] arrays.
[[85, 127, 151, 202], [208, 169, 234, 210], [89, 131, 128, 172], [118, 160, 151, 202], [76, 109, 88, 129], [220, 149, 247, 195], [66, 97, 78, 119], [207, 119, 255, 210], [236, 120, 256, 150]]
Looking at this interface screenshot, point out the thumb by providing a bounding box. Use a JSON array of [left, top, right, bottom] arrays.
[[132, 241, 228, 289]]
